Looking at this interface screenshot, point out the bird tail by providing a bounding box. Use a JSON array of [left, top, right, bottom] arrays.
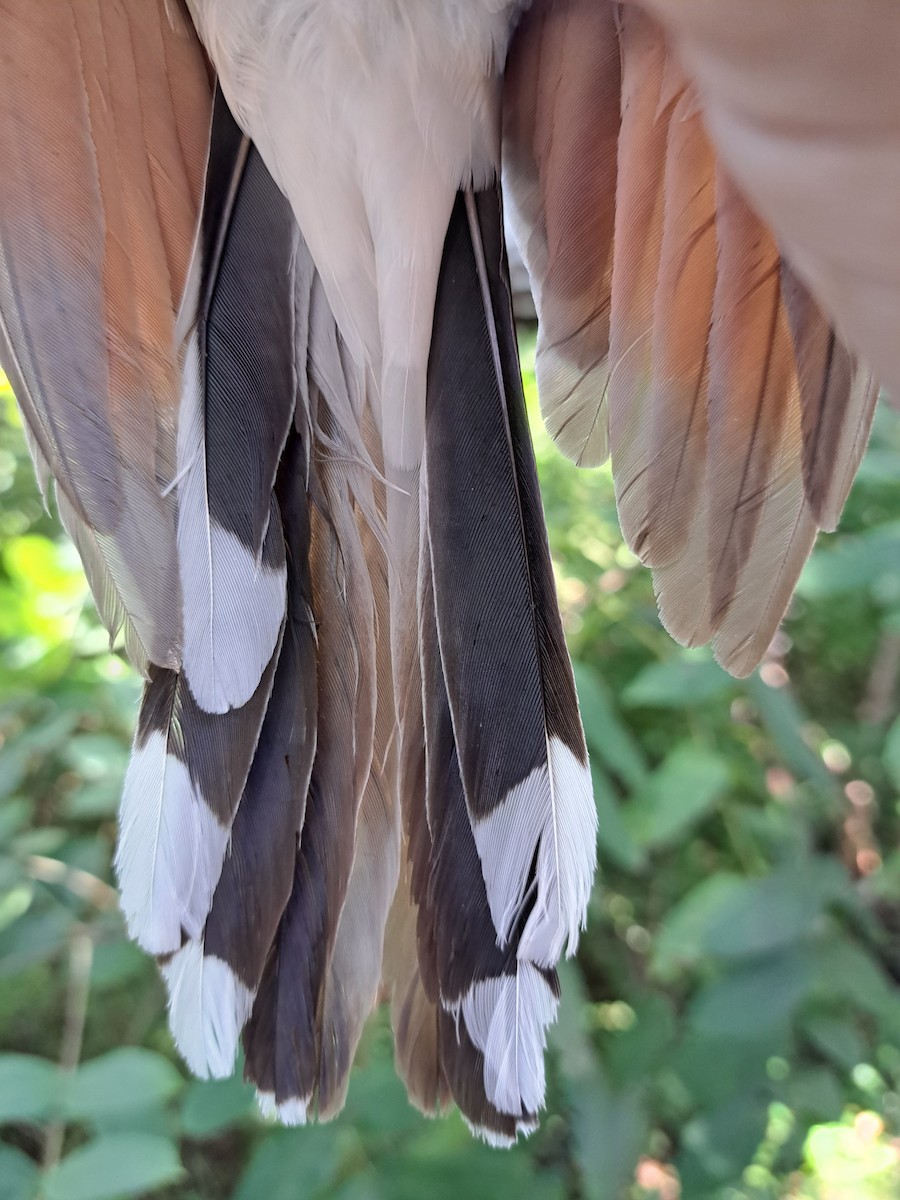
[[1, 10, 597, 1141], [385, 185, 596, 1143]]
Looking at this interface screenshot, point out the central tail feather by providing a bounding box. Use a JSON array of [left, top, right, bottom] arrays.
[[162, 427, 318, 1079]]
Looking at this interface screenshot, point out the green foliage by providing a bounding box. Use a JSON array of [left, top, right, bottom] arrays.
[[2, 351, 900, 1199]]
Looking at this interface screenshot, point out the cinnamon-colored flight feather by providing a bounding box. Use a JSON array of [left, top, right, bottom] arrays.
[[607, 5, 679, 557], [0, 0, 211, 668], [503, 0, 621, 467], [779, 265, 879, 533], [644, 85, 716, 567], [523, 0, 878, 675], [704, 175, 798, 631], [627, 0, 900, 400]]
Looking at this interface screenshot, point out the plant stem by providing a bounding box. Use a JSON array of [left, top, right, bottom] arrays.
[[41, 925, 94, 1174]]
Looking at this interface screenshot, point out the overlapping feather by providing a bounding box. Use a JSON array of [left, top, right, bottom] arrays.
[[0, 0, 212, 668], [505, 0, 878, 677]]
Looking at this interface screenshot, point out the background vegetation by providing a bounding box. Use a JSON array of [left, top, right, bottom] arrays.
[[1, 340, 900, 1199]]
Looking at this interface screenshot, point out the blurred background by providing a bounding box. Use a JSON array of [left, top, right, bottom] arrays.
[[1, 333, 900, 1200]]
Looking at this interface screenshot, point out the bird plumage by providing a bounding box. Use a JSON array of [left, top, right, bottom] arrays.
[[0, 0, 895, 1145]]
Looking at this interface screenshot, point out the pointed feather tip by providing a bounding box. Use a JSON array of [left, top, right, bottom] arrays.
[[161, 941, 253, 1079], [473, 737, 597, 967], [257, 1092, 309, 1126], [456, 965, 559, 1118], [115, 732, 229, 956], [536, 340, 611, 469]]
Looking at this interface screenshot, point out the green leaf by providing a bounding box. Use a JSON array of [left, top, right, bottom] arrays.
[[686, 948, 814, 1040], [622, 744, 730, 849], [622, 655, 735, 709], [801, 1014, 868, 1070], [652, 873, 746, 980], [798, 523, 900, 600], [0, 1055, 58, 1124], [233, 1127, 342, 1200], [344, 1124, 566, 1200], [568, 1073, 647, 1200], [883, 715, 900, 790], [88, 941, 149, 991], [677, 1093, 769, 1193], [0, 908, 73, 977], [592, 766, 646, 873], [549, 964, 646, 1200], [744, 676, 833, 786], [180, 1075, 255, 1139], [66, 1050, 183, 1123], [696, 858, 854, 962], [43, 1135, 184, 1200], [807, 937, 900, 1031], [786, 1066, 845, 1122], [573, 661, 647, 788], [0, 1145, 39, 1200], [601, 993, 676, 1086]]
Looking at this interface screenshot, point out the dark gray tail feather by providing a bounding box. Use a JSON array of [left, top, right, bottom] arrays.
[[124, 88, 313, 1078], [161, 428, 318, 1079], [176, 87, 298, 715], [419, 540, 560, 1134], [384, 185, 592, 1138], [115, 627, 279, 959], [425, 187, 596, 974]]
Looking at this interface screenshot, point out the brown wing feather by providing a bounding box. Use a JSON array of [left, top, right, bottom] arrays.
[[503, 0, 621, 467], [0, 0, 211, 667], [780, 265, 879, 532], [607, 6, 678, 556], [627, 0, 900, 399], [516, 0, 878, 676], [644, 85, 716, 566]]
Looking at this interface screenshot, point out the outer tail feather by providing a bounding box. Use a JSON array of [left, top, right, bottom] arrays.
[[162, 428, 318, 1079], [177, 90, 298, 715], [115, 646, 279, 958]]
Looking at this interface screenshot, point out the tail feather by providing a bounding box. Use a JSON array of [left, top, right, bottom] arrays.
[[420, 541, 559, 1120], [115, 643, 279, 958], [425, 187, 596, 969], [383, 851, 450, 1117], [162, 428, 318, 1078], [243, 403, 377, 1117], [177, 90, 299, 715], [317, 445, 401, 1119]]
